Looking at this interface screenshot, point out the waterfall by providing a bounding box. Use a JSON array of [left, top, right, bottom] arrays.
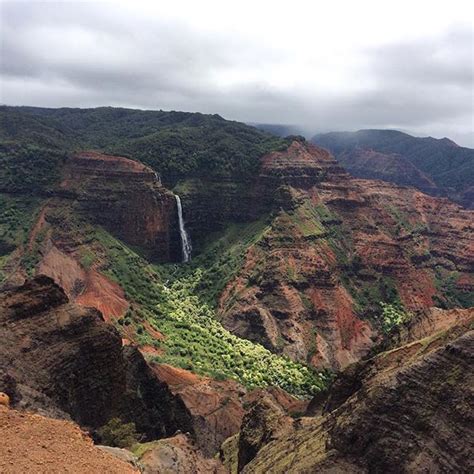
[[153, 171, 162, 186], [175, 195, 192, 263]]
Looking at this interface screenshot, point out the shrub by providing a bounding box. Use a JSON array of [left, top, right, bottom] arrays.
[[98, 418, 141, 448], [379, 302, 411, 333]]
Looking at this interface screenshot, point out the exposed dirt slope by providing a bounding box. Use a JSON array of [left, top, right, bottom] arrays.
[[0, 406, 137, 473]]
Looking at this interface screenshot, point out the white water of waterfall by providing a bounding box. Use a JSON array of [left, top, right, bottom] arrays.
[[175, 195, 192, 263]]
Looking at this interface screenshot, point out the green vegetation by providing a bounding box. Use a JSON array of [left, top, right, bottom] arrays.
[[112, 124, 285, 180], [181, 217, 271, 307], [0, 106, 286, 182], [98, 418, 141, 448], [386, 205, 430, 238], [0, 143, 66, 193], [79, 249, 96, 269], [379, 302, 411, 333], [286, 201, 326, 238], [0, 194, 42, 281], [0, 194, 41, 248], [92, 222, 330, 398], [433, 267, 474, 309]]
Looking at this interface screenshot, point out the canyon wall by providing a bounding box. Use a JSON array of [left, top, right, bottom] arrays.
[[218, 140, 473, 370], [62, 151, 182, 262], [230, 311, 474, 473], [0, 275, 193, 440]]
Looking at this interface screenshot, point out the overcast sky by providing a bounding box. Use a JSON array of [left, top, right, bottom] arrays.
[[1, 0, 473, 145]]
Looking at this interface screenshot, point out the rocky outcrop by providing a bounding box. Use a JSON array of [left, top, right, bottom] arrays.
[[151, 364, 246, 457], [62, 151, 181, 262], [136, 434, 226, 474], [393, 306, 474, 347], [239, 313, 474, 473], [219, 140, 474, 370], [97, 446, 142, 471], [151, 363, 307, 457], [0, 276, 192, 440], [236, 396, 293, 471]]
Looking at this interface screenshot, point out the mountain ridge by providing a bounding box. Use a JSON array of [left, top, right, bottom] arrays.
[[312, 128, 474, 208]]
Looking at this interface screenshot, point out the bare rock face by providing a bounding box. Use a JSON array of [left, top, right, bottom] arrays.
[[151, 363, 307, 457], [237, 396, 293, 471], [393, 306, 474, 346], [61, 151, 181, 262], [151, 363, 247, 457], [137, 434, 226, 474], [0, 275, 124, 425], [0, 276, 192, 440], [239, 313, 474, 473], [219, 140, 474, 371]]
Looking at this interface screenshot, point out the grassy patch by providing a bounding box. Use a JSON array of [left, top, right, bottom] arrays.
[[93, 222, 330, 398]]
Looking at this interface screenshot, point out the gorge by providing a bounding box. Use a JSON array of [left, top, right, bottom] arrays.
[[0, 105, 472, 473]]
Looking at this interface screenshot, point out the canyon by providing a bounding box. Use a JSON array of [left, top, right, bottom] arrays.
[[230, 307, 474, 473], [0, 106, 472, 472]]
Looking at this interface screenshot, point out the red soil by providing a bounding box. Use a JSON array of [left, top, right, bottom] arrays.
[[0, 406, 137, 473], [76, 270, 129, 321]]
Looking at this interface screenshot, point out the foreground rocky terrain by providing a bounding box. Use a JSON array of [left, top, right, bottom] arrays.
[[0, 276, 192, 438], [225, 308, 474, 473], [0, 275, 307, 471], [0, 406, 138, 473]]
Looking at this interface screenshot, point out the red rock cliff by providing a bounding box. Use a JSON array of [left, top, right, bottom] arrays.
[[62, 151, 181, 262]]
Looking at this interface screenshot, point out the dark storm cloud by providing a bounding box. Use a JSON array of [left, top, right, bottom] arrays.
[[1, 1, 472, 145]]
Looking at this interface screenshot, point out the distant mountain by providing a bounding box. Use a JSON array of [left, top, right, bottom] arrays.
[[250, 123, 303, 138], [312, 129, 474, 208]]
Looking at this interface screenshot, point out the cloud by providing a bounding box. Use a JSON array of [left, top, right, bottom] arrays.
[[1, 0, 473, 146]]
